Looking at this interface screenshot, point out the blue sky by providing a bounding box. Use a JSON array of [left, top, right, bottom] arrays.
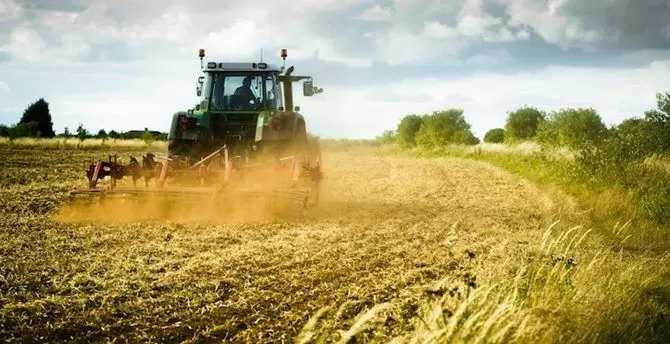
[[0, 0, 669, 139]]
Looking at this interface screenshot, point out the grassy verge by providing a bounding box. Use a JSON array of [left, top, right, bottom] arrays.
[[349, 142, 670, 343], [0, 137, 167, 151]]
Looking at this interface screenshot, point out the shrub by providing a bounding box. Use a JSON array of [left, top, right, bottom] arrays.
[[415, 109, 478, 147], [376, 130, 396, 144], [483, 128, 505, 143], [504, 106, 545, 142], [536, 108, 608, 150], [396, 114, 423, 147]]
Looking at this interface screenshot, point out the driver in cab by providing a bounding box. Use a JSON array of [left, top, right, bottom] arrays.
[[234, 76, 258, 107]]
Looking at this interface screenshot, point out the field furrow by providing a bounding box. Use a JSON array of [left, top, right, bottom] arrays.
[[0, 149, 558, 342]]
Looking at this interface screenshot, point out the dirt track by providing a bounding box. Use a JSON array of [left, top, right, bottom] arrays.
[[1, 149, 557, 342]]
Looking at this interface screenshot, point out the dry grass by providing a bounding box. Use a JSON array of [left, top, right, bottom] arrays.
[[1, 145, 668, 343], [0, 137, 167, 151]]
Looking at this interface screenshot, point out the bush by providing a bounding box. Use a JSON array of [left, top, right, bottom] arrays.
[[483, 128, 505, 143], [415, 109, 478, 147], [536, 108, 608, 150], [396, 115, 423, 147], [376, 130, 396, 144], [504, 106, 545, 142]]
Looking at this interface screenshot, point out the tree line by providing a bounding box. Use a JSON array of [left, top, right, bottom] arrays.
[[0, 98, 168, 141], [379, 89, 670, 223]]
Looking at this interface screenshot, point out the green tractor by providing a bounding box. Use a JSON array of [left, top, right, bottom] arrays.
[[168, 48, 323, 165], [72, 48, 324, 211]]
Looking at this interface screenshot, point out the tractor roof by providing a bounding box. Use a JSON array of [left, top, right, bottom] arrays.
[[202, 62, 281, 73]]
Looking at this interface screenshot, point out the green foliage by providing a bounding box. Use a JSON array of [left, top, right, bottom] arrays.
[[76, 124, 88, 142], [395, 114, 423, 147], [571, 90, 670, 224], [108, 130, 119, 139], [376, 129, 396, 144], [504, 106, 545, 142], [415, 109, 478, 147], [141, 129, 154, 145], [96, 129, 108, 138], [483, 128, 505, 143], [19, 98, 55, 138], [63, 127, 71, 137], [2, 122, 40, 141], [536, 108, 608, 150]]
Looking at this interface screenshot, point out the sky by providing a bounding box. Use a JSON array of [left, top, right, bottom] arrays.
[[0, 0, 669, 139]]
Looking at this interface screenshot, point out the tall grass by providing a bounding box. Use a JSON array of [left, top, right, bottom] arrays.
[[0, 137, 167, 151], [298, 221, 670, 343]]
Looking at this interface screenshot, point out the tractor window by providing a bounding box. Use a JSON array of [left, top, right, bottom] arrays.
[[265, 75, 283, 110], [210, 74, 265, 111]]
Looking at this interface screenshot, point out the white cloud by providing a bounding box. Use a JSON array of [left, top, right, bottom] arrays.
[[0, 0, 22, 21], [358, 5, 392, 21], [423, 21, 459, 38], [300, 60, 670, 139], [497, 0, 670, 50], [0, 81, 9, 92], [422, 0, 530, 45], [0, 27, 46, 62]]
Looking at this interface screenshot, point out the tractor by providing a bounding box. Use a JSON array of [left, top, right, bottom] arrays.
[[70, 48, 324, 213]]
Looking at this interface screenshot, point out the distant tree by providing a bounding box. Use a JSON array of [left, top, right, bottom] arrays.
[[108, 130, 119, 139], [141, 128, 153, 144], [536, 108, 608, 150], [96, 129, 108, 138], [19, 98, 55, 138], [376, 129, 396, 144], [483, 128, 505, 143], [504, 106, 545, 142], [0, 125, 9, 137], [415, 109, 478, 147], [396, 114, 424, 147], [76, 123, 88, 141], [63, 126, 71, 137]]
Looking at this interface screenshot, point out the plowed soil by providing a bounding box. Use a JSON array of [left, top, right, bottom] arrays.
[[0, 148, 559, 342]]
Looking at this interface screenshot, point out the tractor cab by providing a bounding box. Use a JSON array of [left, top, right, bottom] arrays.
[[168, 48, 323, 162], [195, 62, 285, 113]]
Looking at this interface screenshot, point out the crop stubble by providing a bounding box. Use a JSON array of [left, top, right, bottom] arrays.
[[0, 148, 555, 342]]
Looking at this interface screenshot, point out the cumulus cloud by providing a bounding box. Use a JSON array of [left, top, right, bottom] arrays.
[[1, 0, 669, 138], [0, 0, 22, 21], [0, 27, 46, 62], [498, 0, 670, 50], [358, 5, 392, 21]]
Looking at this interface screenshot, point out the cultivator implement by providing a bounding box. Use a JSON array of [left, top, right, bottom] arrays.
[[69, 144, 323, 215]]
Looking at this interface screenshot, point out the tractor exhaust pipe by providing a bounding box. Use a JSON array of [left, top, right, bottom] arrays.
[[283, 65, 295, 111]]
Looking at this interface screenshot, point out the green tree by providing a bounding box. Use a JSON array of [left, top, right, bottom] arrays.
[[0, 125, 9, 137], [536, 108, 608, 150], [396, 114, 423, 147], [415, 109, 478, 147], [141, 128, 153, 144], [76, 123, 88, 141], [63, 127, 71, 137], [19, 98, 55, 138], [108, 130, 119, 139], [376, 129, 396, 144], [504, 106, 545, 142], [483, 128, 505, 143], [96, 129, 108, 138]]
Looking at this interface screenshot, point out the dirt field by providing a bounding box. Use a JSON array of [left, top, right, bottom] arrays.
[[1, 148, 566, 342]]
